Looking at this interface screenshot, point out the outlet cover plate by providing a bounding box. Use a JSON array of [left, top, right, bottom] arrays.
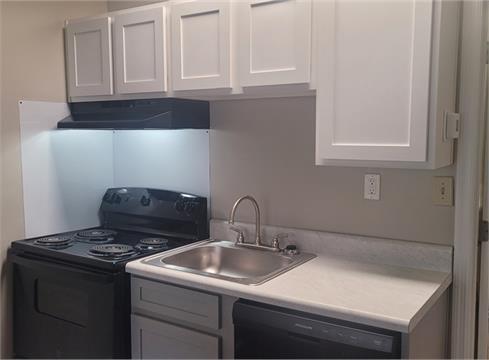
[[432, 176, 454, 206], [364, 174, 381, 200]]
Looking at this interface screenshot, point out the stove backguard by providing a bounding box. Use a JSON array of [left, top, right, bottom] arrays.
[[100, 188, 208, 241]]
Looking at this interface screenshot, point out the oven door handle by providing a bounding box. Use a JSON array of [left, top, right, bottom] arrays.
[[9, 253, 116, 283]]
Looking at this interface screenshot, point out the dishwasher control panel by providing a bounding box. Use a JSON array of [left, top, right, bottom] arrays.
[[296, 321, 394, 353]]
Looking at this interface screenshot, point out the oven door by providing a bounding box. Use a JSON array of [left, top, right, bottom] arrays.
[[9, 251, 130, 359]]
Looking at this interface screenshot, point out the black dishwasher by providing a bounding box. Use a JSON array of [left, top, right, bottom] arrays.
[[233, 300, 402, 359]]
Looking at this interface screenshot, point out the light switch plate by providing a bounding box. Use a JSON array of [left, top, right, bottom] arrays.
[[364, 174, 380, 200], [432, 177, 454, 206]]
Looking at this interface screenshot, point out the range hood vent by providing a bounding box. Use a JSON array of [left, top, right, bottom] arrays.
[[57, 98, 210, 129]]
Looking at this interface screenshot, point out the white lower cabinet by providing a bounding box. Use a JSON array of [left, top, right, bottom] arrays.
[[131, 315, 219, 359]]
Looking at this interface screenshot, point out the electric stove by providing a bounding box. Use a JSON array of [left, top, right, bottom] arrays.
[[8, 187, 208, 359]]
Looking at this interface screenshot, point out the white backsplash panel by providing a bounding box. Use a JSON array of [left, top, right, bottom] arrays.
[[113, 130, 210, 198], [19, 101, 210, 238], [20, 101, 114, 237]]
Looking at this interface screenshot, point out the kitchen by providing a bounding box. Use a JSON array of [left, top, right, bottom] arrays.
[[0, 0, 486, 359]]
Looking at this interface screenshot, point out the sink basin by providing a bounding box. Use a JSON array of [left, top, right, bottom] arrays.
[[143, 240, 315, 285]]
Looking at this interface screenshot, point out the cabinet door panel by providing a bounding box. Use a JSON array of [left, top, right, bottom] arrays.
[[65, 18, 113, 97], [114, 7, 167, 94], [171, 1, 231, 91], [131, 277, 220, 329], [239, 0, 311, 87], [316, 0, 433, 162], [131, 315, 220, 359]]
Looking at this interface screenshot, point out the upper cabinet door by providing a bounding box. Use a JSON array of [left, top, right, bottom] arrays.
[[316, 0, 433, 163], [114, 6, 167, 94], [65, 18, 113, 97], [171, 1, 232, 91], [238, 0, 312, 87]]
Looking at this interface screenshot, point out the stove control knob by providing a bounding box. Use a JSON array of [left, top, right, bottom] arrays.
[[140, 196, 151, 206], [105, 193, 118, 204], [184, 202, 196, 214], [175, 200, 185, 212]]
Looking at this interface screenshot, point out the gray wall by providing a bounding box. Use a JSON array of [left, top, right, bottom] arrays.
[[210, 97, 455, 245]]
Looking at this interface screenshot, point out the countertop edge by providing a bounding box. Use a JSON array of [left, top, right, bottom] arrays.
[[407, 271, 453, 332]]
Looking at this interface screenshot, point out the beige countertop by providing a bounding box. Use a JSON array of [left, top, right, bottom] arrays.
[[126, 240, 451, 333]]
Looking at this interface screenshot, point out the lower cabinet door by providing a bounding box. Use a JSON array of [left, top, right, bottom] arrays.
[[131, 315, 220, 359]]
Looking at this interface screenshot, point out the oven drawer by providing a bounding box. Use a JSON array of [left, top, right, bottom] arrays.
[[131, 277, 220, 329]]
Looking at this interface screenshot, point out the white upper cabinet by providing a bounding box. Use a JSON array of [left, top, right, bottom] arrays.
[[63, 1, 459, 170], [315, 0, 460, 168], [171, 1, 232, 91], [65, 17, 113, 97], [114, 6, 167, 94], [238, 0, 312, 87]]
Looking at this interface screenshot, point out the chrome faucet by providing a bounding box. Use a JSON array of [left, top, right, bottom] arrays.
[[228, 195, 262, 246]]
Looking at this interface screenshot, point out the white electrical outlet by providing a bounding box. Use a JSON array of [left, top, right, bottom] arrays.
[[432, 177, 454, 206], [364, 174, 381, 200]]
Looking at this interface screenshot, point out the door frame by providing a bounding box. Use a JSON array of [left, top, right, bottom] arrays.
[[451, 1, 488, 358], [477, 27, 489, 356]]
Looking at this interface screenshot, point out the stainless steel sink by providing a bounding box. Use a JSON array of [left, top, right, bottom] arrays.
[[143, 240, 316, 285]]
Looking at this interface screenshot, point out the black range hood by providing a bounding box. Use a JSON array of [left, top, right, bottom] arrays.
[[57, 98, 210, 129]]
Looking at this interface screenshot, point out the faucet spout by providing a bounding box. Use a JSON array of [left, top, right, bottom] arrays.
[[228, 195, 262, 246]]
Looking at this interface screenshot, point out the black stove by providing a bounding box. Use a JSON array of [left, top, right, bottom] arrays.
[[8, 187, 208, 358]]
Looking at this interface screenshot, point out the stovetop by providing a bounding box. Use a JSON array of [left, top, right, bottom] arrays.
[[10, 227, 195, 271], [10, 188, 208, 272]]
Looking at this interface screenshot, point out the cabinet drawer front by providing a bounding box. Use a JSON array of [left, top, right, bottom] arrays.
[[131, 277, 220, 329], [132, 315, 220, 359]]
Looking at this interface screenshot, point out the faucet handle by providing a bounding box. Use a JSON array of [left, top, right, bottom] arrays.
[[272, 233, 289, 250], [229, 226, 245, 244]]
